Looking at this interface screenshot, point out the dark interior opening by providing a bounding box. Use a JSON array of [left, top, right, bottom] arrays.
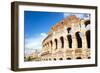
[[67, 58, 71, 60], [86, 30, 90, 48], [59, 58, 63, 60], [75, 32, 82, 48], [67, 35, 72, 48], [54, 39, 58, 49], [85, 20, 90, 27], [60, 36, 64, 48], [76, 57, 82, 59], [54, 58, 56, 61], [67, 28, 71, 33]]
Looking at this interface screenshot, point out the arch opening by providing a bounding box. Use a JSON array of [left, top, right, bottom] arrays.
[[88, 57, 91, 59], [67, 58, 71, 60], [76, 57, 82, 59], [59, 58, 63, 60], [54, 39, 58, 49], [86, 30, 90, 48], [54, 58, 56, 61], [60, 36, 64, 48], [85, 20, 90, 27], [75, 32, 82, 48], [67, 35, 72, 48], [50, 41, 53, 47], [67, 27, 71, 33]]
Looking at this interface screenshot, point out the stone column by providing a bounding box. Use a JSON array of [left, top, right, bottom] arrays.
[[47, 43, 49, 51], [48, 42, 50, 51], [64, 36, 69, 49], [46, 43, 48, 51], [63, 27, 69, 50], [63, 36, 68, 58], [81, 31, 87, 49], [58, 38, 61, 50], [72, 34, 77, 49], [52, 40, 55, 50], [43, 44, 46, 52], [49, 42, 52, 53]]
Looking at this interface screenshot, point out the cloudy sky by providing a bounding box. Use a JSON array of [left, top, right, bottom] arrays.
[[24, 11, 90, 56]]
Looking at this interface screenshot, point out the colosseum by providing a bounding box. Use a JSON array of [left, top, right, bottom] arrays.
[[39, 15, 90, 61]]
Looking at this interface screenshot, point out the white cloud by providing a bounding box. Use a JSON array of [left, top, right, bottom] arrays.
[[64, 13, 90, 20], [25, 33, 47, 50], [86, 24, 90, 30], [64, 13, 71, 18], [40, 32, 47, 37]]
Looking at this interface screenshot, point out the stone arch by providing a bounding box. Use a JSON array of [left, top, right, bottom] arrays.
[[50, 40, 53, 53], [60, 36, 64, 48], [75, 32, 82, 48], [59, 58, 63, 60], [76, 57, 82, 59], [54, 39, 58, 49], [66, 57, 71, 60], [45, 43, 47, 49], [67, 27, 71, 33], [54, 58, 56, 61], [45, 44, 46, 49], [88, 57, 91, 59], [47, 42, 49, 48], [86, 30, 90, 48], [49, 58, 51, 60], [67, 35, 72, 48], [85, 20, 90, 27]]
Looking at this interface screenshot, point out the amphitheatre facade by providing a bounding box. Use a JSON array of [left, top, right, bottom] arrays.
[[39, 15, 90, 61]]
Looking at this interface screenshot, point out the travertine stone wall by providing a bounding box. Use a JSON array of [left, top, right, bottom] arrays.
[[39, 15, 90, 61]]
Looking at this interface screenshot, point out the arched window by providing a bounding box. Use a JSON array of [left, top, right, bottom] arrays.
[[76, 57, 82, 59], [49, 58, 51, 60], [86, 30, 90, 48], [50, 41, 53, 52], [60, 36, 64, 48], [75, 32, 82, 48], [67, 27, 71, 33], [59, 58, 63, 60], [85, 20, 90, 27], [67, 35, 72, 48], [45, 44, 46, 48], [54, 39, 58, 49], [66, 57, 71, 60], [61, 21, 64, 25], [47, 43, 49, 48], [54, 58, 56, 61]]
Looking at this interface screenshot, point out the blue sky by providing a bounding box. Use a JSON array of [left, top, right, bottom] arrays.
[[24, 11, 90, 38], [24, 11, 64, 38], [24, 11, 65, 56], [24, 11, 90, 56]]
